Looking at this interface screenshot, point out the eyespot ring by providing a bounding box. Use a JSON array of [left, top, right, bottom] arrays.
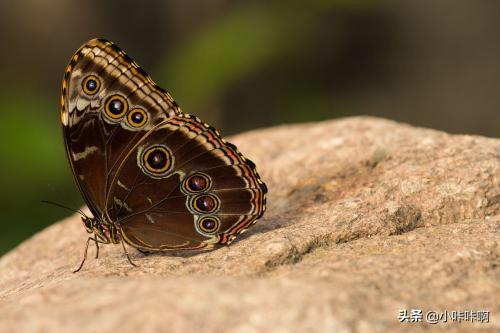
[[139, 144, 173, 178], [190, 194, 220, 214], [197, 216, 220, 235], [127, 108, 148, 128], [104, 95, 128, 119], [182, 173, 211, 193], [82, 75, 100, 95]]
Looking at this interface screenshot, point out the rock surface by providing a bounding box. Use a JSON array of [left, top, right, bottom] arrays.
[[0, 117, 499, 332]]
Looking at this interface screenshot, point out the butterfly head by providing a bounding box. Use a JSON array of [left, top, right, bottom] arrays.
[[81, 216, 117, 244], [81, 216, 96, 233]]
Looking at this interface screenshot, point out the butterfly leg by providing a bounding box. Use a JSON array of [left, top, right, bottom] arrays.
[[93, 232, 108, 259], [73, 236, 107, 273], [120, 237, 138, 267], [74, 236, 95, 273], [95, 239, 100, 259]]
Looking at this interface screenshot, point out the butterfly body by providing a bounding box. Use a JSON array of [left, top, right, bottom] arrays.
[[61, 39, 267, 270]]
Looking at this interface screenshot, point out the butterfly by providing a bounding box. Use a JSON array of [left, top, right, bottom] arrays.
[[61, 39, 267, 272]]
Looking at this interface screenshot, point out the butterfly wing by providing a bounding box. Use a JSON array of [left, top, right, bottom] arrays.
[[61, 38, 180, 218], [106, 114, 267, 250]]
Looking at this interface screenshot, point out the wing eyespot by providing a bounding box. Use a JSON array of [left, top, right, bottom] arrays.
[[182, 173, 211, 193], [127, 108, 148, 128], [190, 194, 220, 214], [82, 75, 101, 95], [138, 144, 174, 178], [198, 216, 220, 234], [104, 95, 128, 119]]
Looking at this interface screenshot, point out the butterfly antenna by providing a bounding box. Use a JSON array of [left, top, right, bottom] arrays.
[[41, 200, 88, 218]]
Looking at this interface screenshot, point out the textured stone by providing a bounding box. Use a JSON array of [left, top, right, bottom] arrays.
[[0, 117, 499, 332]]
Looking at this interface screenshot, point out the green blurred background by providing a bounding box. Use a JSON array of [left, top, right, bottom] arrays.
[[1, 0, 499, 255]]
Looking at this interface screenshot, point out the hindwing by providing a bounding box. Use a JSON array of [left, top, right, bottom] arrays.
[[107, 114, 267, 250]]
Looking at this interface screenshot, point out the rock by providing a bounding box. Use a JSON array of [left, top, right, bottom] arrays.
[[0, 116, 499, 332]]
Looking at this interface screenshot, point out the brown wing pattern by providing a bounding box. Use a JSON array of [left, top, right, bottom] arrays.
[[61, 39, 180, 218], [107, 114, 267, 251]]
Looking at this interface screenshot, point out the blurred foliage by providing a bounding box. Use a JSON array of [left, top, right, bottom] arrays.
[[160, 1, 383, 133], [0, 89, 82, 254], [163, 3, 319, 113], [1, 0, 499, 255]]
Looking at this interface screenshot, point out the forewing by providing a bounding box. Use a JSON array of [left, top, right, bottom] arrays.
[[107, 114, 267, 250], [61, 38, 180, 217]]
